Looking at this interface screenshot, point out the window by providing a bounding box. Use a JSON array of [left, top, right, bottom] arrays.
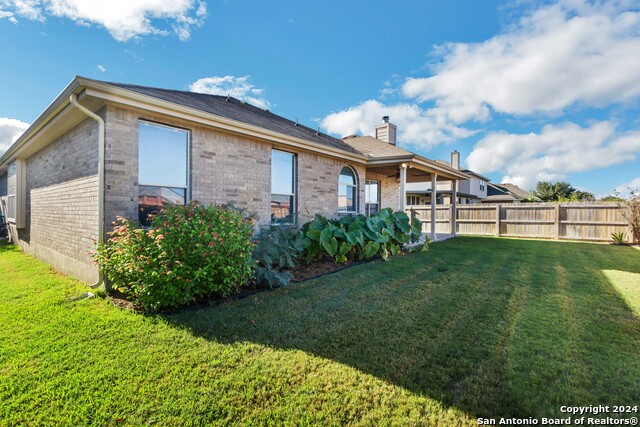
[[138, 121, 189, 227], [338, 166, 358, 213], [480, 180, 486, 191], [365, 179, 380, 216], [407, 195, 422, 206], [271, 149, 296, 223], [6, 163, 16, 221], [6, 160, 25, 227]]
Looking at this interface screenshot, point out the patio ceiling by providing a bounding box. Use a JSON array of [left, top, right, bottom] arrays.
[[365, 157, 470, 182]]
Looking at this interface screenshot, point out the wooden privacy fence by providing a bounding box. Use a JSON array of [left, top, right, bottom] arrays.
[[408, 203, 635, 243]]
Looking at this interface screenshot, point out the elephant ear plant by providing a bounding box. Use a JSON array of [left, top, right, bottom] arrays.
[[251, 224, 307, 289], [299, 208, 424, 263]]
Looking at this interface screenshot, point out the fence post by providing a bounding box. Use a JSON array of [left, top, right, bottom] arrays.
[[555, 204, 561, 240], [495, 204, 500, 237]]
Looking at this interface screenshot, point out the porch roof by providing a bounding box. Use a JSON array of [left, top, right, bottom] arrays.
[[342, 135, 469, 181]]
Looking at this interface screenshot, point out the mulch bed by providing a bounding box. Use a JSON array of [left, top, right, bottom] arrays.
[[291, 257, 359, 282], [106, 257, 363, 313]]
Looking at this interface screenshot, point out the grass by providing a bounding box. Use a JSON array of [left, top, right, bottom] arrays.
[[1, 237, 639, 426]]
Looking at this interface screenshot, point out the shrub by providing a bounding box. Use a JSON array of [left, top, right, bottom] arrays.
[[252, 225, 306, 288], [611, 232, 626, 245], [94, 202, 255, 311], [621, 189, 640, 244], [300, 208, 423, 263]]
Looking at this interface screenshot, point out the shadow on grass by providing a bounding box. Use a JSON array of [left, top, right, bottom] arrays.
[[162, 237, 640, 419]]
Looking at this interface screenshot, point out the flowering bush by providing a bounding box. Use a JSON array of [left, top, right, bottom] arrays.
[[94, 201, 255, 311]]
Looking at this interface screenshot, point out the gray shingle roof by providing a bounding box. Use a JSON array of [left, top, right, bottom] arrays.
[[341, 135, 414, 158], [488, 183, 530, 199], [101, 81, 361, 155]]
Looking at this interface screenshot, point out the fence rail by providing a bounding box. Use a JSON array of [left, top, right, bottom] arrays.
[[408, 203, 635, 243]]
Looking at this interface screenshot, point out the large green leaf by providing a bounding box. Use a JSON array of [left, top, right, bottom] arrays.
[[377, 208, 392, 220], [345, 231, 358, 246], [339, 215, 354, 225], [320, 228, 338, 256], [361, 241, 380, 260], [395, 217, 411, 234], [333, 229, 347, 239], [338, 242, 352, 257], [305, 229, 321, 242]]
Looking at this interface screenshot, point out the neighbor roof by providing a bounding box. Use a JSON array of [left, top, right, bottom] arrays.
[[461, 169, 490, 182], [102, 81, 361, 155], [495, 183, 530, 198]]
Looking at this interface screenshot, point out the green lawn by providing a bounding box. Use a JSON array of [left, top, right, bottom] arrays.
[[1, 237, 639, 426]]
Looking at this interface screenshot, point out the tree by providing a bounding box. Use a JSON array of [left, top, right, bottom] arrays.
[[566, 190, 595, 202], [617, 188, 640, 244], [530, 181, 593, 202], [600, 195, 625, 202]]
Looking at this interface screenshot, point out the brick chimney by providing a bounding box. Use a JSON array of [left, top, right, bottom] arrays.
[[374, 116, 397, 145], [451, 150, 460, 170]]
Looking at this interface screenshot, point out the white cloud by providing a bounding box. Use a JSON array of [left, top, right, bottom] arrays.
[[321, 99, 475, 148], [188, 76, 271, 110], [322, 0, 640, 155], [0, 8, 18, 23], [466, 121, 640, 191], [0, 117, 30, 156], [402, 0, 640, 120], [97, 64, 106, 73], [0, 0, 208, 41]]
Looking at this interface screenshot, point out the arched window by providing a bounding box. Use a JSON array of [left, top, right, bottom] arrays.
[[338, 166, 358, 213]]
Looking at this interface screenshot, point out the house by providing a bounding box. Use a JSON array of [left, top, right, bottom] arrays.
[[0, 77, 468, 283], [482, 182, 530, 203], [405, 151, 490, 205]]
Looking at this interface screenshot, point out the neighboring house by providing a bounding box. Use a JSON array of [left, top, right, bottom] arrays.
[[405, 151, 490, 205], [482, 182, 530, 203], [0, 77, 468, 283]]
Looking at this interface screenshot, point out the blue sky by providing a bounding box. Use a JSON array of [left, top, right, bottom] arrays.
[[1, 0, 639, 197]]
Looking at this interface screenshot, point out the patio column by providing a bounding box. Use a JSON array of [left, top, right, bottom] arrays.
[[451, 179, 457, 235], [399, 163, 407, 212], [431, 173, 437, 241]]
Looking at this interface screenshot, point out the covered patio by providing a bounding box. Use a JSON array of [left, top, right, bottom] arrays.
[[341, 133, 469, 241], [365, 156, 469, 241]]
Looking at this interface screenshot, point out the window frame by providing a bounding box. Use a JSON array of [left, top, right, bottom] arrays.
[[407, 195, 422, 206], [5, 160, 25, 227], [137, 120, 191, 226], [365, 179, 380, 216], [270, 149, 297, 224], [338, 166, 358, 214]]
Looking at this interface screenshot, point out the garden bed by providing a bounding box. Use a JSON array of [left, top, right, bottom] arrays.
[[107, 256, 363, 312]]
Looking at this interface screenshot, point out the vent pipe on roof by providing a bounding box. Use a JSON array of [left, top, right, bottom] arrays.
[[374, 116, 397, 145]]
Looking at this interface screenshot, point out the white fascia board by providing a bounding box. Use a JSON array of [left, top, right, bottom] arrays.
[[413, 157, 470, 180]]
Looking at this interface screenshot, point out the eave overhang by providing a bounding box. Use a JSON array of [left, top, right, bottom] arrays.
[[0, 76, 369, 173]]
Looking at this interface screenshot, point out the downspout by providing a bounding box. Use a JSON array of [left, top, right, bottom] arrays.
[[69, 94, 106, 290]]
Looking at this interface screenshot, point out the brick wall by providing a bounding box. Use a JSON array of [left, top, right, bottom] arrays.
[[298, 152, 365, 222], [366, 171, 399, 211], [104, 105, 366, 226], [16, 116, 100, 282]]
